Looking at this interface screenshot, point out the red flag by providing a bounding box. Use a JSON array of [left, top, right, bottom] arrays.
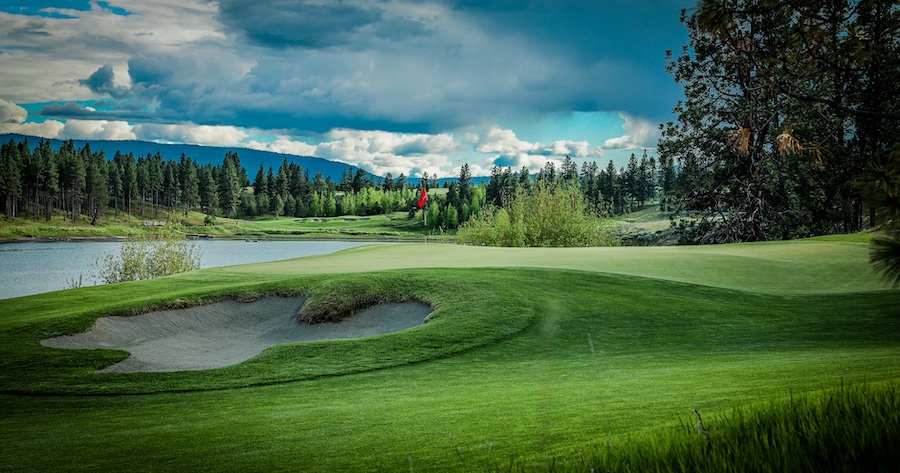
[[417, 187, 429, 208]]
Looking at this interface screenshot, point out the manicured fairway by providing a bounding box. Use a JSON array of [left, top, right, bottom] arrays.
[[1, 239, 898, 471], [225, 238, 885, 294]]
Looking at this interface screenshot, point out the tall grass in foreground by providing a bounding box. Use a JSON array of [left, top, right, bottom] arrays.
[[529, 382, 900, 473]]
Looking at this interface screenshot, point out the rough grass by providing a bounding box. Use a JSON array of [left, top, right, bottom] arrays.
[[1, 240, 898, 471], [297, 277, 434, 323], [527, 382, 900, 472]]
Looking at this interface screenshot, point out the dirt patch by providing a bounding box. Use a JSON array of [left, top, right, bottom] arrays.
[[42, 297, 431, 373]]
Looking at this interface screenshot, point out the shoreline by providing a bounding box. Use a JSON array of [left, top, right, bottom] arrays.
[[0, 235, 128, 244], [0, 234, 444, 244]]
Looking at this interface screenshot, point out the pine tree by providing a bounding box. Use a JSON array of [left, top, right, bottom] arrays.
[[84, 148, 107, 224], [34, 140, 58, 221], [0, 140, 23, 220], [561, 155, 579, 185], [218, 158, 241, 219], [106, 158, 121, 220], [198, 165, 219, 216], [180, 155, 199, 217], [253, 164, 266, 196]]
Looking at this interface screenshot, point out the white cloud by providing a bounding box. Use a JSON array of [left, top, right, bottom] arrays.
[[539, 140, 603, 158], [311, 129, 465, 178], [603, 113, 659, 150], [6, 120, 66, 139], [247, 139, 318, 157], [476, 125, 601, 158], [451, 163, 489, 178], [133, 123, 249, 147], [0, 1, 223, 102], [487, 153, 562, 174], [0, 98, 27, 125], [60, 119, 136, 141], [473, 125, 600, 174], [476, 126, 535, 154], [0, 98, 65, 137]]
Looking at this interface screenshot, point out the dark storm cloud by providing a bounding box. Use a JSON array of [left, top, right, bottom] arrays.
[[78, 64, 130, 99], [442, 0, 689, 119], [20, 0, 690, 144], [39, 101, 96, 117], [217, 0, 386, 49]]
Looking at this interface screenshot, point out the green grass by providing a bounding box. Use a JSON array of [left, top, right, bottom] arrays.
[[0, 209, 431, 241], [223, 239, 888, 294], [1, 240, 898, 471], [236, 212, 430, 239], [540, 382, 900, 472]]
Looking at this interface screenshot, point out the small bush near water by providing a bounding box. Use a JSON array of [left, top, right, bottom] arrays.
[[94, 232, 203, 283], [528, 382, 900, 473]]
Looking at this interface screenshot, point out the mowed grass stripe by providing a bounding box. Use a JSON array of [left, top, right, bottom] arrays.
[[219, 239, 886, 294]]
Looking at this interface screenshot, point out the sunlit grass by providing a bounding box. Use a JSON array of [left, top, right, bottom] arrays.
[[237, 211, 427, 238], [0, 209, 428, 240], [225, 238, 888, 293]]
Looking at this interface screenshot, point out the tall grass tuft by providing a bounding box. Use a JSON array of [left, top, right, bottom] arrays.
[[527, 382, 900, 472], [94, 232, 203, 283]]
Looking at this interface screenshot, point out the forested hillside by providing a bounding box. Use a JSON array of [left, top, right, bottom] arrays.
[[0, 136, 480, 227]]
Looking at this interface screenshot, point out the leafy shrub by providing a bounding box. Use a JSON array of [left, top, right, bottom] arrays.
[[94, 232, 203, 283], [457, 184, 618, 247]]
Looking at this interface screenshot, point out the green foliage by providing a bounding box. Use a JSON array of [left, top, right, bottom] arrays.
[[863, 146, 900, 287], [662, 0, 900, 243], [538, 383, 900, 473], [458, 184, 618, 247], [871, 234, 900, 288], [94, 232, 203, 284], [457, 206, 525, 246]]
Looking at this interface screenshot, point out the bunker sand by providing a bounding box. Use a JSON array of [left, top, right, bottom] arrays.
[[42, 297, 431, 373]]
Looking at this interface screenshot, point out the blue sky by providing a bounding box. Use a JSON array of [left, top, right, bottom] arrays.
[[0, 0, 692, 178]]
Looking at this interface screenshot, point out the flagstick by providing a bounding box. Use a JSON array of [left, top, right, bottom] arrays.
[[418, 186, 428, 263]]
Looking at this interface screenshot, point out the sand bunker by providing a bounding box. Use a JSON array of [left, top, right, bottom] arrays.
[[42, 297, 431, 373]]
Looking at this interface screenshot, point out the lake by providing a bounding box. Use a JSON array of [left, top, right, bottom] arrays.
[[0, 240, 376, 300]]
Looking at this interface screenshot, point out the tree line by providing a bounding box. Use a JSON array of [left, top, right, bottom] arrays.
[[484, 152, 675, 218], [0, 137, 438, 224], [0, 132, 731, 231]]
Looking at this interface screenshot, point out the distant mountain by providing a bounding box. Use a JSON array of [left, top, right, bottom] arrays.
[[0, 134, 364, 182]]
